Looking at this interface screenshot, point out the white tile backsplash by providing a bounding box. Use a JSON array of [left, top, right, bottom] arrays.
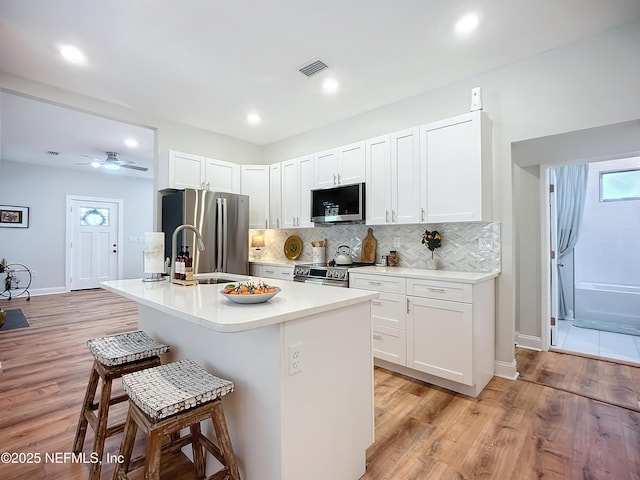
[[250, 222, 500, 273]]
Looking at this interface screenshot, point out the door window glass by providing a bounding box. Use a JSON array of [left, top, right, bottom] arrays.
[[80, 207, 109, 226]]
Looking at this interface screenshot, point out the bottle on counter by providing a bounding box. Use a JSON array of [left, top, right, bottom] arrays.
[[175, 246, 184, 280], [184, 246, 192, 281], [388, 251, 398, 267]]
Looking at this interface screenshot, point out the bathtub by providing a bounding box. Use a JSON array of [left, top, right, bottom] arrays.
[[574, 281, 640, 336]]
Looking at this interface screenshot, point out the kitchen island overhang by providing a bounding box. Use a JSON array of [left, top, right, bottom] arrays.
[[102, 278, 378, 480]]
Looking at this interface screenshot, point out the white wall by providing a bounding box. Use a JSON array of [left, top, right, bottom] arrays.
[[0, 160, 153, 293], [575, 157, 640, 286], [263, 21, 640, 368]]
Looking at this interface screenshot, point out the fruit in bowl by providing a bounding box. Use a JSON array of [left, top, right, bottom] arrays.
[[223, 281, 278, 295]]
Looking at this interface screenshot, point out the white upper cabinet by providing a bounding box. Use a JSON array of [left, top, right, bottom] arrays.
[[205, 158, 241, 193], [281, 155, 314, 228], [365, 128, 420, 225], [419, 111, 492, 223], [269, 163, 282, 229], [241, 165, 270, 229], [158, 150, 240, 193], [158, 151, 205, 190], [315, 141, 365, 188]]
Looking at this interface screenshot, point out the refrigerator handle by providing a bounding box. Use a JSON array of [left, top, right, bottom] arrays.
[[222, 197, 228, 272], [216, 197, 223, 272]]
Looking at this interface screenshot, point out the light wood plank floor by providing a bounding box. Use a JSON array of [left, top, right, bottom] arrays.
[[1, 290, 639, 479]]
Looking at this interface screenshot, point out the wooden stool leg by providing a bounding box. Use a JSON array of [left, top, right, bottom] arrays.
[[114, 406, 138, 479], [145, 429, 164, 480], [190, 422, 205, 480], [89, 375, 113, 480], [73, 361, 100, 453], [211, 401, 241, 480]]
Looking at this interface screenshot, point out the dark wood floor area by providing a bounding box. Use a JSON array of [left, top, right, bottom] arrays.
[[1, 289, 639, 479]]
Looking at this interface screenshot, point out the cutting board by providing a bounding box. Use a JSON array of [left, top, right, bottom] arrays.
[[361, 228, 377, 263]]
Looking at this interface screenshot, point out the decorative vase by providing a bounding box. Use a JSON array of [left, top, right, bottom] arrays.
[[426, 257, 438, 270]]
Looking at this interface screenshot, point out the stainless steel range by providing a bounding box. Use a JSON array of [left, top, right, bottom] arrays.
[[293, 262, 373, 288]]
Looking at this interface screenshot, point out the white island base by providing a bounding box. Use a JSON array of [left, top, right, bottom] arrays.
[[104, 279, 375, 480]]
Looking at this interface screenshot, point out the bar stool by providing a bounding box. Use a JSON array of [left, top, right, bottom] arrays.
[[73, 330, 170, 480], [113, 358, 241, 480]]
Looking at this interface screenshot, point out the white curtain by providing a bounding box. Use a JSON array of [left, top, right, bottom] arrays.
[[555, 164, 589, 319]]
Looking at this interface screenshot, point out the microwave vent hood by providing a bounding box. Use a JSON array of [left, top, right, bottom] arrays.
[[311, 182, 365, 224]]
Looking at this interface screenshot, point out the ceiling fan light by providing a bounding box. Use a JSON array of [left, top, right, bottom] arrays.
[[103, 163, 120, 170], [90, 161, 101, 168]]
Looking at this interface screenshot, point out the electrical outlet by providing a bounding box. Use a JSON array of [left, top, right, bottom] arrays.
[[478, 238, 492, 251], [289, 342, 303, 375], [129, 236, 137, 242], [393, 237, 400, 248]]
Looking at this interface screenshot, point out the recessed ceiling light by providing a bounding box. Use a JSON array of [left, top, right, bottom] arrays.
[[247, 113, 261, 125], [454, 13, 480, 35], [124, 138, 138, 148], [322, 78, 339, 94], [59, 45, 86, 64]]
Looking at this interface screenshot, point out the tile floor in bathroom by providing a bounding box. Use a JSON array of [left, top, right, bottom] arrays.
[[554, 318, 640, 364]]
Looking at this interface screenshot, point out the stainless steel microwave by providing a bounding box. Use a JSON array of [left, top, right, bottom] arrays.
[[311, 182, 365, 224]]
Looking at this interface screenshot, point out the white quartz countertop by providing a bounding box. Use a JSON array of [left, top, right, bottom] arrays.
[[102, 276, 378, 333], [349, 266, 499, 284]]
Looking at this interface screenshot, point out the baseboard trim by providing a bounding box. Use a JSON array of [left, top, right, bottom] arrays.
[[494, 359, 519, 380], [28, 287, 67, 297], [515, 332, 542, 351]]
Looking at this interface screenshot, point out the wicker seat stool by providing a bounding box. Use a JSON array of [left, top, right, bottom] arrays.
[[73, 330, 170, 480], [113, 358, 241, 480]]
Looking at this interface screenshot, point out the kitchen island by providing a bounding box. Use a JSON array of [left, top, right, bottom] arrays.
[[102, 276, 378, 480]]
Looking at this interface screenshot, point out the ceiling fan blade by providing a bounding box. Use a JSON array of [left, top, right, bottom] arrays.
[[76, 162, 93, 166], [120, 164, 149, 172], [81, 154, 101, 161]]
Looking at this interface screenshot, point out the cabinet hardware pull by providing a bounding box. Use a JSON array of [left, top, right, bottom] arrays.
[[372, 300, 382, 306], [265, 269, 274, 274], [407, 298, 410, 313], [421, 208, 425, 222], [385, 210, 390, 223], [265, 219, 268, 228], [373, 333, 382, 340], [337, 173, 341, 184], [368, 281, 382, 286], [333, 173, 337, 186], [428, 287, 446, 293], [392, 210, 397, 223]]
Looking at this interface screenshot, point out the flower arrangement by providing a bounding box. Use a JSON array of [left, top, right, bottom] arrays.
[[421, 230, 442, 259]]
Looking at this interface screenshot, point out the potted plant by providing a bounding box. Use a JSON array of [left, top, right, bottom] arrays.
[[421, 230, 442, 269]]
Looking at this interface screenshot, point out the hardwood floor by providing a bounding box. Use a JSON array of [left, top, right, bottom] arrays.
[[1, 290, 639, 479]]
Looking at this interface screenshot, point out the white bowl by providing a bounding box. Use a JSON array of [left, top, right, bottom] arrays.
[[221, 287, 281, 304]]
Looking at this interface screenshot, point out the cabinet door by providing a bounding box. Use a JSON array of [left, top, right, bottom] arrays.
[[337, 141, 365, 185], [365, 135, 392, 225], [420, 112, 488, 222], [269, 163, 282, 228], [407, 296, 473, 385], [314, 148, 339, 188], [204, 158, 240, 193], [281, 158, 299, 228], [168, 151, 205, 190], [371, 292, 407, 330], [391, 127, 421, 224], [241, 165, 270, 229], [297, 155, 315, 227], [372, 325, 406, 366]]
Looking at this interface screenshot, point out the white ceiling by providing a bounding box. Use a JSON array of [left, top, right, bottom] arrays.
[[1, 0, 639, 176]]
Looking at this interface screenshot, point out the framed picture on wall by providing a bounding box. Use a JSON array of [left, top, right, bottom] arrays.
[[0, 205, 29, 228]]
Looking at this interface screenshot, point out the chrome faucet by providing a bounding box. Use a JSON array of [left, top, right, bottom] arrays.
[[171, 224, 206, 279]]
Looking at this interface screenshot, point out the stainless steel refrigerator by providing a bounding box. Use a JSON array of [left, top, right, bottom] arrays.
[[161, 189, 249, 275]]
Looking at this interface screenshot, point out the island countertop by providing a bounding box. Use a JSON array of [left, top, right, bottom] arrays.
[[101, 277, 378, 333]]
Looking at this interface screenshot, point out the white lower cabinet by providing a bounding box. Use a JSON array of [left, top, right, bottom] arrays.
[[350, 271, 496, 397], [250, 263, 294, 281]]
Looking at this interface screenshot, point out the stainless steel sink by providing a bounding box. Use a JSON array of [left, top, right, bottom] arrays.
[[197, 278, 236, 284]]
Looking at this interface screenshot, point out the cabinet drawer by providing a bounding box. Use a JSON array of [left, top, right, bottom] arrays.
[[371, 292, 407, 330], [406, 278, 471, 303], [277, 267, 293, 281], [372, 325, 406, 366], [350, 274, 406, 294]]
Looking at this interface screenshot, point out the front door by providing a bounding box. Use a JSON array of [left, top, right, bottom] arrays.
[[68, 197, 121, 290]]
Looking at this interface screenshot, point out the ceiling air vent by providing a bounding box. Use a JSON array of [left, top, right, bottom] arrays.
[[47, 151, 60, 155], [299, 59, 328, 77]]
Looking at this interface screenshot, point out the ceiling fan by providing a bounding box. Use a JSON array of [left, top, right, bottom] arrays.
[[78, 151, 149, 171]]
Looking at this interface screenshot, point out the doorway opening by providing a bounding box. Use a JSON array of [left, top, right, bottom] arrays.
[[547, 156, 640, 363], [65, 195, 124, 291]]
